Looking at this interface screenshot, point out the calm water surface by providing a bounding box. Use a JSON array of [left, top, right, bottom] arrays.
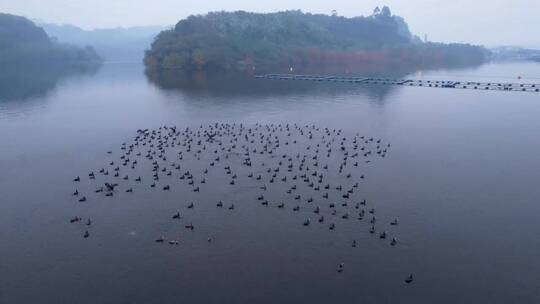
[[1, 61, 540, 303]]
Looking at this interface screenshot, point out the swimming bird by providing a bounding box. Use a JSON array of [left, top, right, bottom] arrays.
[[67, 123, 396, 272], [405, 273, 414, 283], [70, 217, 81, 223], [337, 262, 344, 273], [105, 182, 117, 192]]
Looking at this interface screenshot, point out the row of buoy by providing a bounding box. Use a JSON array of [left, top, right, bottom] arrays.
[[257, 74, 540, 93]]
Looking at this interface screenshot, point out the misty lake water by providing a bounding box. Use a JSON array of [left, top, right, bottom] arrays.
[[1, 61, 540, 303]]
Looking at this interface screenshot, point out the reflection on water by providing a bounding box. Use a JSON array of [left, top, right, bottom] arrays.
[[144, 60, 500, 103], [2, 61, 540, 304], [145, 69, 400, 102], [0, 63, 100, 114]]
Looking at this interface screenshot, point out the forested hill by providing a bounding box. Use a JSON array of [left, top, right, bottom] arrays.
[[0, 13, 101, 65], [144, 8, 488, 72]]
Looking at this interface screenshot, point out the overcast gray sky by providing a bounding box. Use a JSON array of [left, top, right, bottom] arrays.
[[1, 0, 539, 48]]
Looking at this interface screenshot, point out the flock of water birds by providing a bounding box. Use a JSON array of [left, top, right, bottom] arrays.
[[69, 122, 414, 284]]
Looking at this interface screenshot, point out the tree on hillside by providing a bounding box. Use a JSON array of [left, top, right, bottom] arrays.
[[144, 9, 487, 72]]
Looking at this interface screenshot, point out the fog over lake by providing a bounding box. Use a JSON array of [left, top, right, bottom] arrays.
[[5, 0, 540, 47], [1, 60, 540, 303]]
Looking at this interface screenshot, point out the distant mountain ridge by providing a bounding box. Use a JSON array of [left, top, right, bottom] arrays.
[[144, 8, 488, 72], [39, 23, 167, 61], [0, 13, 101, 66], [490, 46, 540, 62]]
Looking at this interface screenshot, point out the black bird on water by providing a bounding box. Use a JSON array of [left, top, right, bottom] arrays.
[[104, 182, 117, 192], [405, 273, 414, 283], [337, 263, 344, 273], [69, 123, 402, 279]]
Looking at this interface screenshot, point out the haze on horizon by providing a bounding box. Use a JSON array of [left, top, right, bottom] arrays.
[[1, 0, 539, 48]]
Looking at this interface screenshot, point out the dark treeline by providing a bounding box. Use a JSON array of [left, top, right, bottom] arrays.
[[0, 13, 102, 66], [144, 8, 488, 73]]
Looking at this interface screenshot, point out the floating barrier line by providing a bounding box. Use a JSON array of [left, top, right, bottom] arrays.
[[254, 74, 540, 93]]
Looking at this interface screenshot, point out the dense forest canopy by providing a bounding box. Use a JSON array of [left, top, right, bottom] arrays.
[[144, 8, 488, 72], [0, 13, 102, 65]]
